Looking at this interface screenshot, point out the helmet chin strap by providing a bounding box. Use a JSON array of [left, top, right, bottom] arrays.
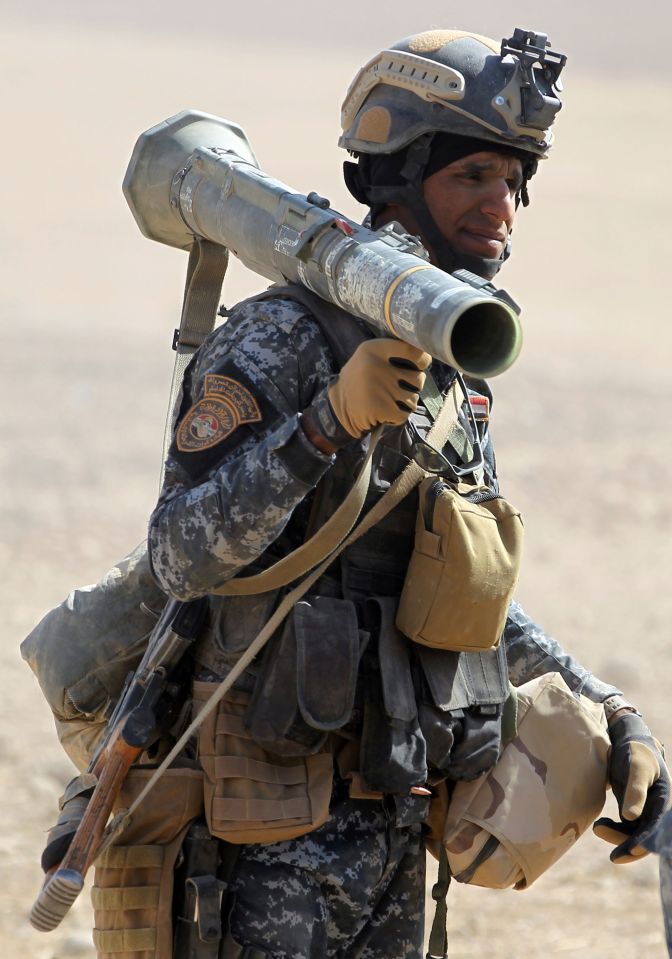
[[399, 184, 510, 281]]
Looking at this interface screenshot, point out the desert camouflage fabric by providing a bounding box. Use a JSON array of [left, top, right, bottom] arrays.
[[442, 673, 611, 889]]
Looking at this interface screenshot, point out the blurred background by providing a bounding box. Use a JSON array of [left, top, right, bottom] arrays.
[[2, 1, 671, 956]]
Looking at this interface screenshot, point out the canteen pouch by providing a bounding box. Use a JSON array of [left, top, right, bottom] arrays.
[[244, 596, 361, 756], [193, 680, 333, 845], [396, 478, 523, 652], [432, 672, 610, 889], [92, 767, 204, 959], [20, 542, 167, 723]]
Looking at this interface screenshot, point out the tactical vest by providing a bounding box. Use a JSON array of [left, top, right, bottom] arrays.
[[197, 284, 510, 794]]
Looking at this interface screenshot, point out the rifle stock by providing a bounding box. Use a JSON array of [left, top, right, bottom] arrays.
[[29, 598, 207, 933], [30, 729, 142, 931]]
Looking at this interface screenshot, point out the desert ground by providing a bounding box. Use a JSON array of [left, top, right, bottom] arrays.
[[2, 2, 671, 956]]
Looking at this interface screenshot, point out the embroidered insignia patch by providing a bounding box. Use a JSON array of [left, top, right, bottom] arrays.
[[176, 376, 262, 453]]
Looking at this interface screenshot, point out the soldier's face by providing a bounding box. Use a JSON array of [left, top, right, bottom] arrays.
[[422, 151, 523, 262]]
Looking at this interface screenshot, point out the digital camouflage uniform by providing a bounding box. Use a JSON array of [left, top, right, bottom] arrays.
[[148, 292, 620, 958]]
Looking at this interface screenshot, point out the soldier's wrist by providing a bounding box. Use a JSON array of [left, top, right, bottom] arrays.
[[301, 388, 358, 452], [603, 695, 642, 727]]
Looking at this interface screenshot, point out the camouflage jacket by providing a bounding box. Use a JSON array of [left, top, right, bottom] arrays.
[[148, 292, 619, 703]]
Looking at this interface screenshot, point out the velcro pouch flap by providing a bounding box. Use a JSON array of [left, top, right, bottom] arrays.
[[419, 644, 509, 711], [296, 597, 360, 730]]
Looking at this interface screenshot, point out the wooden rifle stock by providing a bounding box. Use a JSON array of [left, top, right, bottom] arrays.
[[30, 726, 142, 931]]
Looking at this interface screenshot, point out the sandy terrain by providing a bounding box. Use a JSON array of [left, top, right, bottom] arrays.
[[2, 3, 671, 956]]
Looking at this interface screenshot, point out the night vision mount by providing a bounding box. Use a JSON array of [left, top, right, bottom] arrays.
[[501, 28, 567, 132]]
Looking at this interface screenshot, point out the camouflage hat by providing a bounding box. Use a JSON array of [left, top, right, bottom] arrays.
[[340, 28, 566, 160]]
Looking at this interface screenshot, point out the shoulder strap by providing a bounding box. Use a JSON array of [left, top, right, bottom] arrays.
[[160, 239, 229, 486]]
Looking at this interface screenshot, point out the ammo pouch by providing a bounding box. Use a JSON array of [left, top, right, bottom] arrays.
[[417, 641, 510, 782], [92, 767, 203, 959], [426, 672, 610, 890], [396, 477, 523, 652], [244, 596, 363, 757], [193, 679, 333, 846], [359, 600, 511, 793], [359, 597, 427, 794]]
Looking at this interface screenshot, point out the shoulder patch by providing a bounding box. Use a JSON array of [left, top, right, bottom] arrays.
[[176, 375, 262, 453]]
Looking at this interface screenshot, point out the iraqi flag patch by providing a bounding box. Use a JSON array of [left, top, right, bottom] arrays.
[[468, 394, 490, 422]]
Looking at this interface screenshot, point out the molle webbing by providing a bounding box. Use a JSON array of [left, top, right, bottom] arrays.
[[91, 885, 161, 911], [110, 387, 463, 839], [419, 643, 509, 711], [93, 842, 165, 956], [93, 927, 156, 954]]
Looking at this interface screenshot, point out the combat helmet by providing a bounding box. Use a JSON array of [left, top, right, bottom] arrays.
[[340, 28, 567, 278]]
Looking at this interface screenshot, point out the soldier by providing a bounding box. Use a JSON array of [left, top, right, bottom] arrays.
[[94, 28, 670, 959]]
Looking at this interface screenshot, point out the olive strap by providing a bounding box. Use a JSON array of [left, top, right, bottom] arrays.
[[160, 238, 229, 488]]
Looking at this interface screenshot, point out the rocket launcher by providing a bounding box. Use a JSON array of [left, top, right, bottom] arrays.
[[123, 109, 522, 378]]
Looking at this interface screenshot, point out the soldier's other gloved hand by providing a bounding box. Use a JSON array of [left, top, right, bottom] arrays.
[[40, 773, 97, 872], [593, 713, 671, 863], [328, 339, 431, 438]]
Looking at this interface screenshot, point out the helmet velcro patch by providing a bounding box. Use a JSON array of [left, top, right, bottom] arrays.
[[409, 30, 500, 55], [355, 106, 392, 145]]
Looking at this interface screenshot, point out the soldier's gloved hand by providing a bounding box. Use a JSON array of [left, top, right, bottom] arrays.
[[328, 339, 431, 438], [593, 712, 671, 863], [40, 773, 97, 872]]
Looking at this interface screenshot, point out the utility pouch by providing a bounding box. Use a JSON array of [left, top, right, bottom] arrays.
[[92, 767, 204, 959], [193, 680, 333, 845], [417, 644, 509, 781], [427, 673, 610, 890], [244, 596, 361, 756], [396, 477, 523, 652], [359, 598, 427, 794]]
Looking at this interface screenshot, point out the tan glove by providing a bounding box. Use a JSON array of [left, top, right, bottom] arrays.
[[593, 712, 671, 863], [328, 338, 431, 438]]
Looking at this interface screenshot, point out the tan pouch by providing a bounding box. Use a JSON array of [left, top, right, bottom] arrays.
[[193, 680, 333, 844], [92, 767, 204, 959], [436, 673, 610, 889], [396, 477, 523, 652]]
